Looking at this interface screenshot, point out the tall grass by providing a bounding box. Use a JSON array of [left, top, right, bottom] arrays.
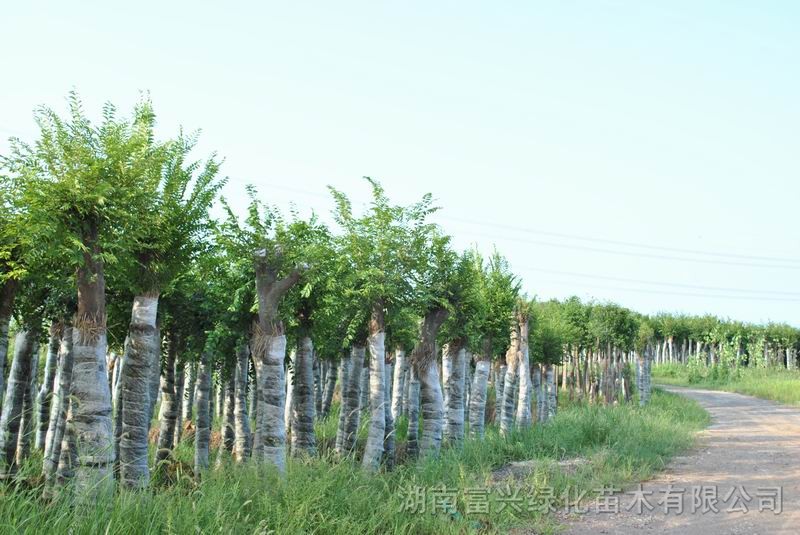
[[0, 390, 707, 534], [654, 363, 800, 405]]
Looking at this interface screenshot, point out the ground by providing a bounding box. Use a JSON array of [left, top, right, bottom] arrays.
[[562, 386, 799, 534]]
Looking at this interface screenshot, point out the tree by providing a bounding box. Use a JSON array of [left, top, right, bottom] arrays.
[[6, 93, 162, 495]]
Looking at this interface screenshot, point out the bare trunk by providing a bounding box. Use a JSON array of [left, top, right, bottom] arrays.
[[545, 364, 557, 420], [36, 323, 62, 450], [254, 333, 288, 472], [0, 330, 36, 476], [156, 335, 177, 464], [405, 366, 421, 459], [43, 326, 74, 486], [443, 341, 466, 444], [119, 294, 158, 488], [334, 351, 352, 453], [291, 336, 316, 456], [284, 352, 295, 435], [193, 349, 212, 476], [336, 345, 364, 456], [383, 357, 395, 469], [321, 359, 338, 418], [182, 362, 197, 423], [233, 343, 252, 462], [515, 318, 531, 428], [468, 356, 490, 438], [412, 307, 448, 456], [16, 340, 39, 465], [362, 317, 386, 471], [390, 350, 407, 422], [173, 359, 185, 448], [0, 280, 17, 415]]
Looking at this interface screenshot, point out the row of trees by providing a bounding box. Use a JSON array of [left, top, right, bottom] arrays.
[[0, 95, 794, 497]]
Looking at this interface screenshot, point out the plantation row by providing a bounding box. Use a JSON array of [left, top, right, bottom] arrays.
[[0, 95, 795, 496]]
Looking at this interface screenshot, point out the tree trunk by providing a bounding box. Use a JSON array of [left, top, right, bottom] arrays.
[[391, 349, 407, 422], [173, 359, 185, 448], [533, 363, 544, 422], [69, 241, 114, 495], [216, 376, 235, 468], [334, 351, 352, 453], [16, 341, 39, 466], [336, 345, 364, 456], [443, 341, 466, 445], [321, 358, 338, 418], [500, 326, 520, 436], [0, 329, 36, 477], [36, 323, 62, 451], [468, 352, 490, 438], [413, 307, 449, 456], [284, 352, 295, 436], [0, 279, 18, 415], [194, 349, 212, 477], [359, 367, 369, 412], [119, 294, 158, 488], [405, 366, 421, 459], [182, 362, 197, 423], [253, 333, 288, 472], [362, 306, 386, 471], [545, 364, 557, 421], [495, 363, 506, 423], [313, 357, 322, 417], [515, 318, 531, 428], [43, 326, 74, 486], [155, 335, 178, 464], [291, 336, 316, 456], [383, 356, 395, 469], [233, 343, 252, 462]]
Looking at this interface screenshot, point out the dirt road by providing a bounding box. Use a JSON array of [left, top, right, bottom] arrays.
[[562, 386, 800, 534]]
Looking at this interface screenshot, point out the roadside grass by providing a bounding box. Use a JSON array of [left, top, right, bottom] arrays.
[[0, 389, 708, 535], [654, 363, 800, 405]]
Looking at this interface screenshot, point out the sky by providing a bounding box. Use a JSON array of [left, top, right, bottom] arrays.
[[2, 1, 799, 325]]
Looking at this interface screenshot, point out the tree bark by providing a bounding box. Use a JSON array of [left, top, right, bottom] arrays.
[[468, 352, 490, 439], [0, 329, 36, 477], [405, 366, 421, 459], [119, 294, 158, 488], [291, 336, 316, 456], [194, 349, 212, 476], [494, 363, 506, 423], [336, 345, 364, 456], [413, 307, 449, 456], [443, 340, 466, 445], [173, 359, 185, 448], [215, 375, 235, 468], [515, 317, 532, 428], [69, 236, 114, 495], [233, 343, 252, 462], [362, 303, 387, 471], [545, 364, 557, 420], [155, 334, 178, 463], [284, 352, 295, 436], [253, 333, 288, 471], [500, 324, 520, 436], [334, 351, 352, 453], [182, 362, 197, 423], [43, 326, 74, 486], [36, 323, 62, 451], [0, 279, 18, 415], [321, 358, 338, 419], [383, 356, 395, 469], [390, 349, 407, 422], [16, 339, 39, 466]]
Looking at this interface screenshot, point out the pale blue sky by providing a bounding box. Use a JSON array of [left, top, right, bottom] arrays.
[[3, 1, 799, 325]]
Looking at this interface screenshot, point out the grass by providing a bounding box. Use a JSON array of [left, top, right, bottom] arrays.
[[0, 389, 708, 534], [654, 363, 800, 405]]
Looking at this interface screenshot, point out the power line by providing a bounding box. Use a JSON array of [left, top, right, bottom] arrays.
[[533, 278, 800, 303], [519, 266, 800, 296], [227, 178, 800, 269]]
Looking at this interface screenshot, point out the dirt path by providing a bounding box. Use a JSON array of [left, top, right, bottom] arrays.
[[561, 386, 800, 534]]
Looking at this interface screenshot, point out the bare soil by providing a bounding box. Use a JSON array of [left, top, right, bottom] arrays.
[[561, 386, 800, 534]]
